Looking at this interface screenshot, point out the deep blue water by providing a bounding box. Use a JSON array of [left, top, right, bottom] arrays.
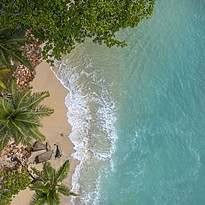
[[54, 0, 205, 204]]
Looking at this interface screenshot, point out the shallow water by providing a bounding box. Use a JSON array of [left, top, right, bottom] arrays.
[[53, 0, 205, 204]]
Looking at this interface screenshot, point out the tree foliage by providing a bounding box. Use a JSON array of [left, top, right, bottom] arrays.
[[0, 28, 33, 71], [30, 160, 78, 205], [0, 167, 31, 205], [0, 82, 54, 150], [0, 68, 10, 90], [0, 0, 155, 63]]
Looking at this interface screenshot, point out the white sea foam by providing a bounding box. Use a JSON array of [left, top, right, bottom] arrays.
[[51, 50, 118, 204]]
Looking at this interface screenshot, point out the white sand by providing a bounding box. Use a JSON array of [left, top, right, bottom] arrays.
[[11, 61, 78, 205]]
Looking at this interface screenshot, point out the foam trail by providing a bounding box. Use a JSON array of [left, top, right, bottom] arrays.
[[51, 48, 118, 204]]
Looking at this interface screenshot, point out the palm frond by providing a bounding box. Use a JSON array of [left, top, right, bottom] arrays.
[[29, 105, 54, 117], [6, 38, 33, 44], [0, 129, 9, 150], [30, 182, 49, 194], [56, 160, 70, 182], [0, 98, 12, 115], [28, 91, 51, 108], [0, 68, 10, 90], [14, 118, 41, 127], [4, 47, 33, 70], [43, 162, 55, 185], [0, 68, 11, 74], [12, 121, 29, 141], [58, 184, 72, 196], [0, 48, 13, 70], [0, 28, 9, 35], [0, 80, 7, 90], [0, 27, 34, 71], [16, 91, 53, 117], [47, 191, 60, 205], [15, 89, 32, 109], [30, 192, 47, 205], [30, 128, 45, 141], [31, 167, 45, 181]]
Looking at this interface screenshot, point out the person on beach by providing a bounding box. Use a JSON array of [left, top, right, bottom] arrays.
[[54, 144, 62, 159]]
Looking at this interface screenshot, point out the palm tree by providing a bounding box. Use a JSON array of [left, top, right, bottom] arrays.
[[0, 82, 54, 150], [0, 67, 10, 90], [30, 160, 78, 205], [0, 27, 33, 71]]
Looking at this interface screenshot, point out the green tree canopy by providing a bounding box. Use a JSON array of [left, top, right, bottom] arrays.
[[0, 82, 54, 150], [0, 167, 31, 205], [0, 0, 155, 63]]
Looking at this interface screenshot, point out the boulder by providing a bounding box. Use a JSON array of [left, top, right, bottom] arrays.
[[34, 150, 53, 164], [32, 141, 46, 152]]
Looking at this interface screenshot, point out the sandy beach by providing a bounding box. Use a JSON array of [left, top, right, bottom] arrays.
[[11, 61, 77, 205]]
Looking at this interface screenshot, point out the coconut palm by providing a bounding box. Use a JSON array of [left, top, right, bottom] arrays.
[[30, 160, 78, 205], [0, 82, 54, 150], [0, 27, 33, 71], [0, 67, 10, 90]]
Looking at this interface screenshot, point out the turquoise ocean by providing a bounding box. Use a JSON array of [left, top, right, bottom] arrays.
[[52, 0, 205, 204]]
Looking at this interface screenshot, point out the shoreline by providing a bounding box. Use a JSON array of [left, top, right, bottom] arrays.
[[11, 60, 78, 205]]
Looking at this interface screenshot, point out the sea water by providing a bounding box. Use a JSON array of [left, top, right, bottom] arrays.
[[52, 0, 205, 204]]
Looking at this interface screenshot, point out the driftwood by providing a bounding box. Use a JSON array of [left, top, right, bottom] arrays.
[[34, 150, 53, 164], [11, 156, 36, 180], [32, 141, 46, 152]]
